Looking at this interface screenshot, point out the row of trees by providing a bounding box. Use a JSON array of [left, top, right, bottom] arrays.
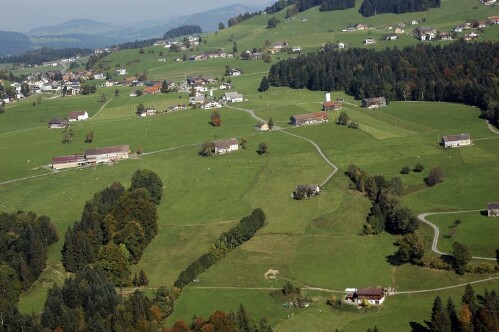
[[174, 208, 266, 288], [0, 211, 58, 290], [0, 47, 91, 65], [167, 304, 272, 332], [428, 284, 498, 332], [40, 266, 175, 331], [163, 25, 202, 40], [268, 41, 499, 127], [359, 0, 440, 17], [62, 170, 163, 285]]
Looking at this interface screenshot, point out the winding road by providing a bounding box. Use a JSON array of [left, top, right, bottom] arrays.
[[417, 211, 496, 261], [226, 105, 339, 186]]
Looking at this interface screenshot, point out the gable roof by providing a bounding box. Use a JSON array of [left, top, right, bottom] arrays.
[[292, 111, 328, 120], [356, 287, 384, 297], [442, 134, 471, 142], [213, 138, 238, 149], [85, 145, 129, 156], [52, 155, 78, 164], [48, 118, 68, 125], [487, 203, 499, 210], [68, 111, 87, 119]]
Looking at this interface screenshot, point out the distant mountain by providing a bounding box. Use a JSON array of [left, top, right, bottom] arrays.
[[0, 31, 34, 57], [29, 19, 117, 36], [0, 4, 264, 57], [113, 4, 264, 40]]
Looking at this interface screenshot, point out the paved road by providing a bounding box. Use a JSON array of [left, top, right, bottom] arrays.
[[418, 211, 496, 261]]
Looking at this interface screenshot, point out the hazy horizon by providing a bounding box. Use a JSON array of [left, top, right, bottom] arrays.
[[1, 0, 270, 33]]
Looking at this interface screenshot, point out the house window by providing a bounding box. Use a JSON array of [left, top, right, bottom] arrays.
[[375, 300, 379, 304]]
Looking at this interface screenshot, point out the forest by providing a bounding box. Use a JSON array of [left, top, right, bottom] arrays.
[[268, 41, 499, 126], [358, 0, 440, 17], [62, 169, 163, 286], [0, 47, 91, 65], [163, 25, 202, 40]]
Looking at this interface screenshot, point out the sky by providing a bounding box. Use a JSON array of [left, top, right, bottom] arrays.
[[1, 0, 270, 32]]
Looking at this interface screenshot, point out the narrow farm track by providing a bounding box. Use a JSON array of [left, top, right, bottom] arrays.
[[417, 211, 496, 261], [226, 105, 339, 186]]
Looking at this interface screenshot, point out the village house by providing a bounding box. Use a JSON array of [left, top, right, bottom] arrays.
[[441, 134, 471, 148], [219, 83, 233, 90], [168, 104, 187, 112], [48, 118, 69, 129], [394, 27, 405, 34], [213, 138, 239, 154], [293, 184, 321, 199], [290, 112, 329, 126], [355, 23, 368, 30], [68, 111, 88, 122], [229, 69, 242, 76], [143, 84, 161, 95], [269, 41, 288, 54], [413, 27, 437, 41], [85, 145, 129, 164], [222, 92, 244, 103], [254, 122, 269, 131], [115, 68, 127, 75], [204, 49, 228, 59], [189, 95, 205, 105], [138, 109, 157, 117], [52, 155, 86, 170], [347, 287, 386, 305], [385, 33, 398, 41], [201, 101, 222, 110], [292, 46, 302, 53], [322, 101, 343, 111], [153, 40, 166, 46], [362, 97, 387, 109], [363, 37, 375, 45], [439, 32, 453, 41], [487, 203, 499, 217], [93, 73, 105, 80], [190, 54, 205, 61]]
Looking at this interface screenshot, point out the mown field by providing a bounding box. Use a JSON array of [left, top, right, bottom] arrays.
[[2, 2, 499, 330]]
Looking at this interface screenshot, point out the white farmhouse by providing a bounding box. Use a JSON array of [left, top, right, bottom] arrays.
[[213, 138, 239, 154], [222, 92, 243, 103], [441, 134, 471, 148]]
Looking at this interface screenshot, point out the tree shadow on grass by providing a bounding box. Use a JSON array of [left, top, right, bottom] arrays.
[[409, 321, 430, 332]]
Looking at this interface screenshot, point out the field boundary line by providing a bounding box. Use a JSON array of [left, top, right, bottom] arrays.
[[418, 210, 496, 261], [89, 98, 114, 120]]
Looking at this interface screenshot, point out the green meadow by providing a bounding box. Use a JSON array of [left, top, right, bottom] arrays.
[[2, 2, 499, 330]]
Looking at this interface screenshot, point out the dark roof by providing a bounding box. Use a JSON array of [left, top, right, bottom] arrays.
[[363, 97, 386, 103], [48, 118, 68, 125], [356, 287, 384, 297], [85, 145, 129, 156], [52, 155, 78, 163], [213, 139, 238, 149], [68, 111, 86, 119], [291, 111, 328, 121], [442, 134, 471, 142], [488, 203, 499, 209]]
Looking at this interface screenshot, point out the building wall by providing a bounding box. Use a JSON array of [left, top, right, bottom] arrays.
[[53, 161, 78, 170]]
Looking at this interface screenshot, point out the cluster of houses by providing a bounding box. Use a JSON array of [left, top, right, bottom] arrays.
[[52, 145, 130, 170], [188, 49, 234, 61], [153, 35, 201, 50], [48, 111, 89, 129], [413, 16, 498, 42]]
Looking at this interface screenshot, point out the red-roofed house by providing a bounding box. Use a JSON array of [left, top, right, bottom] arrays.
[[322, 101, 343, 111], [143, 84, 161, 95], [290, 112, 329, 126], [354, 287, 385, 305]]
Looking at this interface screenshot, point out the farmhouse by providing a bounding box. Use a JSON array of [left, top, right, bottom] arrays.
[[254, 122, 269, 131], [85, 145, 129, 164], [488, 16, 499, 24], [138, 109, 157, 117], [362, 97, 387, 109], [201, 101, 222, 110], [413, 27, 436, 41], [189, 95, 205, 105], [115, 68, 127, 75], [48, 118, 69, 129], [143, 85, 161, 95], [293, 184, 321, 199], [213, 139, 239, 154], [348, 287, 386, 305], [363, 37, 375, 45], [290, 112, 329, 126], [270, 41, 288, 54], [322, 101, 343, 111], [68, 111, 88, 122], [441, 134, 471, 148], [52, 155, 86, 170], [222, 92, 243, 103], [488, 203, 499, 217]]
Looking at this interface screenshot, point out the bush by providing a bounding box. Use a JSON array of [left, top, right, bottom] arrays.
[[425, 166, 445, 186], [401, 166, 410, 174], [413, 163, 424, 172]]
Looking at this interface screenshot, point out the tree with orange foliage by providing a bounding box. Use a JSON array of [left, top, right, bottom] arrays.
[[211, 111, 222, 127]]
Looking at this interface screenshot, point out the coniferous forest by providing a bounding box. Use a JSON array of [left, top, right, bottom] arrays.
[[268, 41, 499, 126], [358, 0, 440, 17]]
